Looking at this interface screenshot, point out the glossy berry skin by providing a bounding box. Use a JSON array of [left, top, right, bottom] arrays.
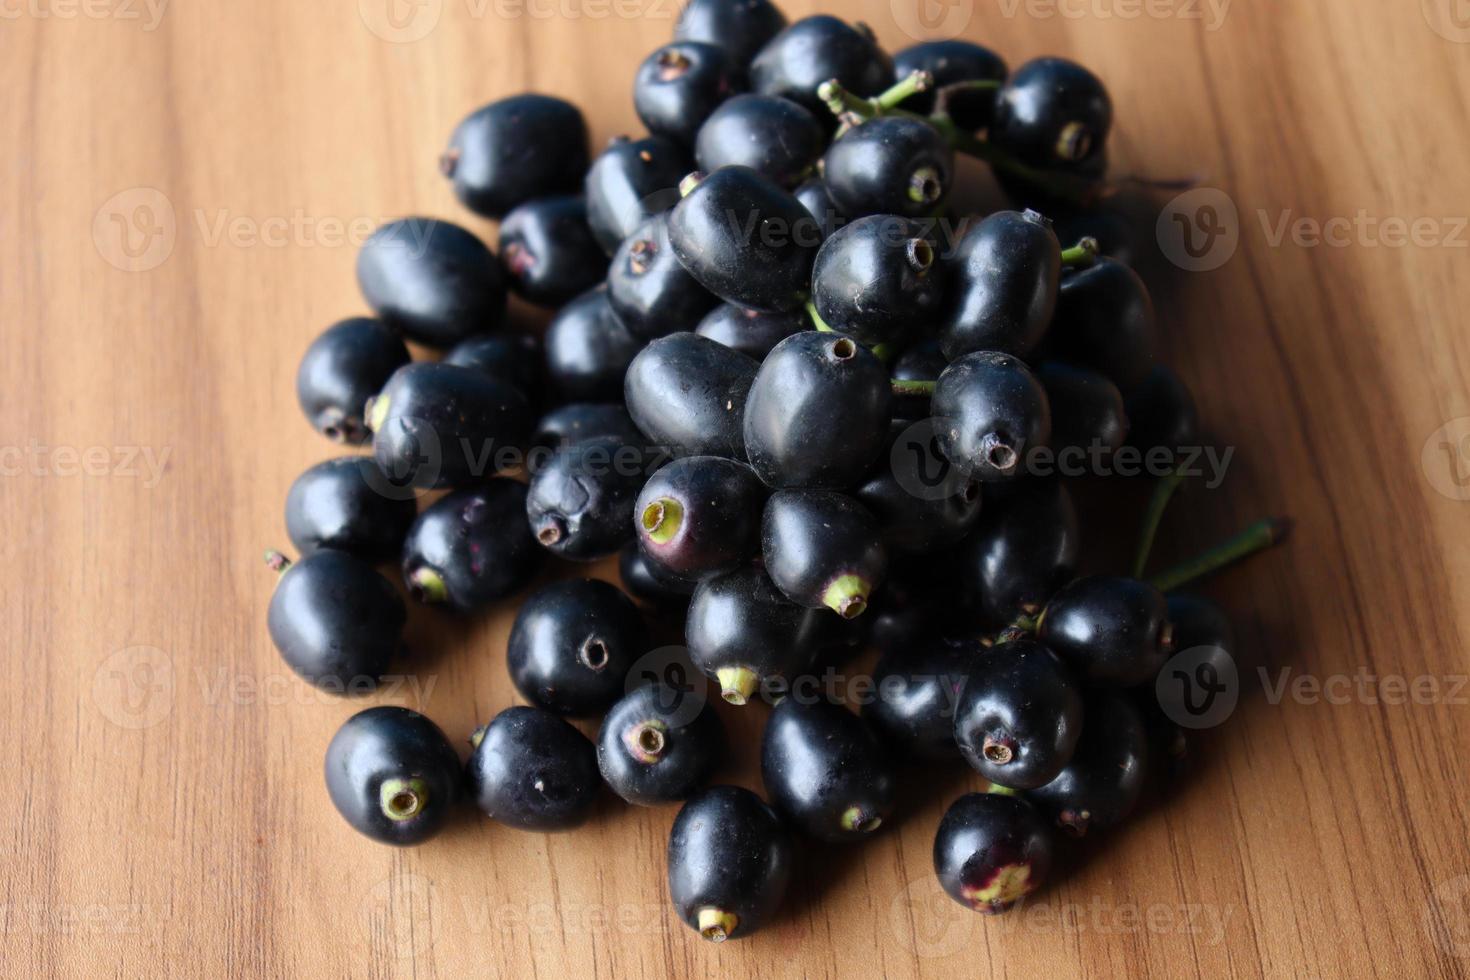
[[608, 212, 720, 340], [1029, 692, 1148, 837], [686, 566, 825, 705], [357, 219, 506, 348], [958, 479, 1079, 627], [934, 792, 1054, 914], [618, 544, 696, 606], [266, 551, 404, 693], [762, 489, 887, 618], [624, 332, 759, 460], [864, 639, 976, 759], [812, 214, 944, 346], [635, 456, 767, 581], [667, 166, 819, 313], [1051, 258, 1157, 389], [891, 339, 947, 420], [668, 786, 792, 942], [442, 94, 589, 218], [285, 457, 416, 562], [793, 178, 847, 243], [544, 288, 642, 403], [823, 116, 954, 220], [743, 332, 891, 488], [892, 41, 1007, 131], [954, 639, 1084, 789], [857, 422, 983, 558], [991, 58, 1112, 170], [598, 683, 724, 806], [296, 317, 410, 444], [1039, 575, 1173, 687], [467, 706, 600, 831], [324, 707, 461, 846], [761, 699, 895, 842], [1124, 365, 1199, 453], [507, 579, 647, 716], [532, 403, 644, 451], [526, 435, 648, 561], [401, 480, 541, 612], [636, 42, 745, 147], [1036, 361, 1128, 454], [695, 94, 824, 187], [933, 352, 1051, 483], [675, 0, 787, 66], [584, 135, 692, 255], [443, 332, 543, 401], [694, 303, 805, 360], [939, 210, 1060, 361], [498, 195, 608, 307], [749, 15, 891, 115], [368, 362, 531, 490]]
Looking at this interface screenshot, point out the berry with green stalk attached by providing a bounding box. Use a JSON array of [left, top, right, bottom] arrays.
[[635, 455, 768, 581], [324, 706, 461, 846], [667, 786, 792, 942], [761, 698, 895, 842], [685, 565, 826, 705], [401, 478, 542, 612], [822, 114, 954, 219], [761, 488, 887, 619], [892, 40, 1008, 131], [749, 15, 891, 115]]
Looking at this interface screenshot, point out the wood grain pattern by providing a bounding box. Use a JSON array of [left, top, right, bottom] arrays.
[[3, 0, 1469, 975]]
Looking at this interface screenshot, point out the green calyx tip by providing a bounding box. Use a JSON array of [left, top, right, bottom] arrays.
[[716, 666, 759, 706], [822, 575, 871, 619], [379, 777, 429, 822], [985, 783, 1020, 797], [840, 805, 883, 834], [407, 566, 448, 604], [365, 393, 390, 434], [696, 907, 739, 942], [640, 497, 684, 545], [623, 719, 669, 764]]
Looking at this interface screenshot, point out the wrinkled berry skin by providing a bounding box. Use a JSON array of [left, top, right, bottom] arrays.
[[636, 42, 745, 147], [618, 544, 696, 606], [544, 288, 643, 403], [1039, 575, 1173, 687], [761, 489, 887, 617], [793, 178, 848, 243], [695, 94, 824, 187], [812, 214, 945, 347], [934, 792, 1054, 914], [749, 15, 891, 115], [467, 706, 601, 831], [890, 339, 947, 420], [1124, 365, 1199, 454], [442, 94, 589, 218], [324, 706, 461, 846], [507, 579, 647, 716], [694, 303, 806, 360], [296, 317, 409, 444], [533, 403, 644, 451], [761, 699, 895, 842], [667, 786, 793, 941], [624, 332, 759, 460], [526, 435, 650, 561], [443, 332, 543, 401], [668, 166, 820, 313], [892, 41, 1008, 131], [1036, 361, 1128, 454], [585, 135, 692, 254], [864, 639, 977, 759], [675, 0, 787, 66], [939, 210, 1060, 361], [267, 550, 404, 693], [958, 479, 1079, 627], [401, 479, 541, 612], [357, 219, 506, 348], [954, 639, 1084, 789], [933, 351, 1051, 483], [857, 423, 983, 558], [1029, 692, 1149, 837], [823, 116, 954, 219], [285, 457, 417, 562], [1051, 257, 1157, 389], [608, 212, 720, 340], [369, 362, 531, 490], [597, 683, 725, 805], [991, 57, 1112, 171], [686, 566, 825, 704], [743, 332, 891, 488], [635, 455, 767, 581], [497, 195, 607, 306]]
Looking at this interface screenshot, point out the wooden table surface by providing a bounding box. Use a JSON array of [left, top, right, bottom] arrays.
[[5, 0, 1470, 976]]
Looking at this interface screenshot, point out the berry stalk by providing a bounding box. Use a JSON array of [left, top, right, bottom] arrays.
[[1147, 517, 1293, 593]]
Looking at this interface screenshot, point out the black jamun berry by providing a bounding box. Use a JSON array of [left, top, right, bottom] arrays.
[[401, 479, 542, 612], [324, 706, 461, 846], [686, 565, 824, 705], [507, 579, 647, 716], [811, 214, 945, 347], [467, 706, 601, 831], [749, 15, 891, 115], [624, 332, 759, 460], [939, 210, 1060, 361], [525, 435, 649, 561], [761, 698, 895, 841], [953, 638, 1084, 789], [892, 40, 1007, 131], [674, 0, 787, 66], [694, 303, 806, 360], [636, 42, 746, 147], [296, 317, 409, 444], [442, 94, 589, 218], [667, 785, 792, 942], [823, 116, 953, 219], [608, 212, 720, 340], [598, 683, 725, 806], [635, 455, 767, 581], [1050, 257, 1157, 390], [543, 287, 643, 403], [585, 135, 692, 255], [934, 790, 1054, 914], [1028, 691, 1149, 837], [761, 489, 887, 618], [991, 57, 1112, 170], [1038, 575, 1174, 687], [957, 478, 1079, 627], [498, 195, 608, 307], [932, 351, 1051, 483], [285, 456, 417, 562], [356, 218, 506, 348], [694, 94, 824, 187]]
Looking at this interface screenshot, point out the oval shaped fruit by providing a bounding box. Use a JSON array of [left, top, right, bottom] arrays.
[[823, 116, 953, 219], [957, 478, 1079, 627], [296, 317, 410, 444], [761, 698, 895, 841], [324, 706, 461, 846], [635, 455, 767, 581], [525, 434, 649, 561], [892, 40, 1007, 131], [467, 706, 601, 831], [674, 0, 787, 65], [933, 351, 1051, 483], [667, 786, 792, 942], [507, 579, 647, 716], [597, 683, 725, 806], [497, 195, 607, 306], [991, 57, 1112, 170], [442, 94, 589, 217], [543, 288, 643, 403], [585, 135, 691, 254], [694, 94, 824, 187], [1036, 361, 1128, 455], [1038, 575, 1173, 687], [1028, 692, 1148, 836], [694, 303, 806, 360], [749, 15, 890, 114], [864, 638, 977, 759], [401, 479, 541, 612], [1050, 257, 1156, 389], [811, 214, 945, 347], [265, 550, 404, 693], [686, 566, 825, 705], [624, 332, 759, 460], [356, 218, 506, 348], [285, 456, 416, 561], [608, 212, 720, 340], [761, 489, 887, 618], [953, 638, 1084, 789], [635, 42, 744, 147], [934, 791, 1054, 914], [939, 210, 1060, 360]]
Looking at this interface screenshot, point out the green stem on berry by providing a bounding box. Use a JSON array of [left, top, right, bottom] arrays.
[[817, 79, 877, 121], [1060, 237, 1100, 267], [263, 549, 292, 575], [873, 70, 932, 111], [1147, 517, 1293, 594], [1132, 468, 1188, 578], [890, 379, 936, 398], [806, 300, 834, 333]]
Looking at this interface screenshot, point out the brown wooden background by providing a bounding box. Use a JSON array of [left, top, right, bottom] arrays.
[[4, 0, 1470, 975]]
